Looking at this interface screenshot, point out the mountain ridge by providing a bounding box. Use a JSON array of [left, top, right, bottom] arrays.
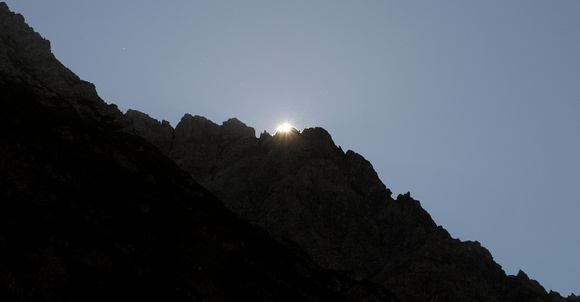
[[1, 3, 576, 301], [0, 3, 399, 301], [122, 109, 574, 301]]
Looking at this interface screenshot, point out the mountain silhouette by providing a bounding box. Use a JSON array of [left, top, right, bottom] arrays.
[[0, 3, 576, 301], [124, 110, 575, 302]]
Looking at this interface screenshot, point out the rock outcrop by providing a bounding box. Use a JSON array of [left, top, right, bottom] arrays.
[[123, 109, 175, 154], [0, 2, 121, 122], [0, 4, 399, 301], [122, 110, 572, 301], [1, 2, 574, 301]]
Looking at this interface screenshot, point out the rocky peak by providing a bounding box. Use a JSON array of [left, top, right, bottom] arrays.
[[1, 3, 565, 299], [301, 126, 333, 144], [0, 3, 121, 122], [3, 3, 573, 300], [345, 150, 392, 201], [122, 109, 174, 154], [122, 110, 571, 301], [1, 5, 403, 300], [175, 113, 220, 135], [222, 117, 255, 138]]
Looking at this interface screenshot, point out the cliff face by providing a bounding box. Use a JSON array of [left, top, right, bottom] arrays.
[[0, 3, 572, 301], [0, 4, 121, 122], [0, 4, 397, 301], [122, 97, 569, 301]]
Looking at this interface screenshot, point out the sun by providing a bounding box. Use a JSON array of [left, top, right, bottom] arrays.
[[276, 122, 293, 133]]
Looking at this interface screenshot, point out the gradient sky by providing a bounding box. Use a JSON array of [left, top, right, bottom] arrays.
[[5, 1, 578, 295]]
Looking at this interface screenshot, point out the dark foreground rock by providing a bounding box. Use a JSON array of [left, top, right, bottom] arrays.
[[1, 2, 574, 301], [0, 3, 397, 301]]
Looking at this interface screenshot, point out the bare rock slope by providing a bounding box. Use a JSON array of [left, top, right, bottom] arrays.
[[0, 2, 571, 300], [124, 110, 572, 301], [0, 3, 398, 301]]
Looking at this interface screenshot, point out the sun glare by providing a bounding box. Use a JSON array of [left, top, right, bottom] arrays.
[[276, 123, 293, 133]]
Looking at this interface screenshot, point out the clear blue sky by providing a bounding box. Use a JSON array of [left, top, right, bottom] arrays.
[[5, 1, 578, 295]]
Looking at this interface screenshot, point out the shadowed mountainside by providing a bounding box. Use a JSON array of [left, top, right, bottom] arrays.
[[125, 110, 575, 302], [1, 3, 576, 301], [0, 3, 398, 301]]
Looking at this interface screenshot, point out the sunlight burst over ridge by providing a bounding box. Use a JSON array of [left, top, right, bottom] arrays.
[[276, 123, 293, 133]]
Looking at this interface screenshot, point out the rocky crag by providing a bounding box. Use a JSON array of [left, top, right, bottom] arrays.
[[0, 3, 397, 301], [1, 2, 575, 301], [124, 111, 575, 302]]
